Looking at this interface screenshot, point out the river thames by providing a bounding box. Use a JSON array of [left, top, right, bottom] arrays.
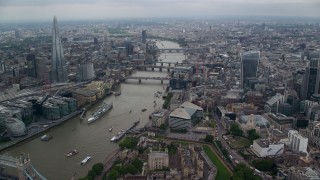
[[1, 40, 184, 179]]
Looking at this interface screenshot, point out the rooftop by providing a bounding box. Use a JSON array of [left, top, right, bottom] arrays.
[[255, 139, 284, 148], [169, 108, 191, 120], [239, 115, 270, 127], [180, 101, 203, 111]]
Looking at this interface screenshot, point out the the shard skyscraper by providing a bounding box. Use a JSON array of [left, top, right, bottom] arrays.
[[51, 16, 67, 83]]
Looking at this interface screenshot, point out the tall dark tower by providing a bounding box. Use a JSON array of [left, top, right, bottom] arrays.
[[142, 30, 146, 44], [300, 59, 320, 100], [241, 51, 260, 89], [51, 16, 67, 83], [26, 54, 37, 78]]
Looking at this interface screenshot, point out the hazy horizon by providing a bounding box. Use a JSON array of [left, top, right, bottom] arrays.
[[1, 0, 320, 22]]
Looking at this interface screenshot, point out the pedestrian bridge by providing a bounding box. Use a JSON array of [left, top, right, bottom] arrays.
[[0, 154, 47, 180]]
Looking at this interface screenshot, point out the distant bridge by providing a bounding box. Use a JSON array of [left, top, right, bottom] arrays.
[[158, 47, 207, 53], [135, 65, 174, 72], [123, 76, 170, 84], [159, 48, 186, 53], [0, 154, 47, 180]]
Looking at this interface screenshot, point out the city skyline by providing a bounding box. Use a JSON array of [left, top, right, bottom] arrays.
[[0, 0, 319, 22]]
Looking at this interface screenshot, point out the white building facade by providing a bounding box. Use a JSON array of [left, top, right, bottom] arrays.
[[252, 139, 284, 157], [288, 130, 308, 153]]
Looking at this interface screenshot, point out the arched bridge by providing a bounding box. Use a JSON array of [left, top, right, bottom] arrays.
[[0, 154, 47, 180]]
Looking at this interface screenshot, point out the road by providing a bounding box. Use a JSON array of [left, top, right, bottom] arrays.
[[213, 113, 272, 179], [213, 113, 249, 167]]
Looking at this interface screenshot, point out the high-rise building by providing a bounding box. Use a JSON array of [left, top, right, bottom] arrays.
[[0, 59, 6, 73], [241, 51, 260, 89], [288, 130, 308, 153], [78, 63, 95, 82], [36, 54, 51, 84], [142, 30, 146, 43], [26, 54, 37, 78], [301, 59, 320, 100], [51, 16, 67, 83]]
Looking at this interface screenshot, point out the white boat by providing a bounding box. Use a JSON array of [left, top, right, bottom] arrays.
[[109, 126, 113, 132], [110, 136, 117, 142], [80, 156, 92, 165], [88, 102, 113, 124], [41, 134, 52, 141], [65, 149, 79, 157]]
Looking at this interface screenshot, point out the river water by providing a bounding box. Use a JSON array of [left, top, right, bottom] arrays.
[[1, 40, 184, 179]]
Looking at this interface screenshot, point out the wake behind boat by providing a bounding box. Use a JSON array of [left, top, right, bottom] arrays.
[[88, 101, 113, 124]]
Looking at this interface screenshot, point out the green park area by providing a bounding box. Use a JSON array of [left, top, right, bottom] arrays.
[[227, 135, 251, 149], [202, 145, 232, 180]]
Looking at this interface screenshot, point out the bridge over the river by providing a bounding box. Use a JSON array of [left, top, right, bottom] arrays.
[[158, 48, 186, 53], [135, 65, 174, 72], [0, 154, 46, 180], [123, 76, 170, 84]]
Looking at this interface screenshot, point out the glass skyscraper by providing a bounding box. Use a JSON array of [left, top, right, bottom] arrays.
[[300, 59, 320, 100], [241, 51, 260, 89], [51, 16, 67, 83]]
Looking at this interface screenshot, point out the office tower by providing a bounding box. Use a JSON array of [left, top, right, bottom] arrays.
[[0, 60, 5, 73], [241, 51, 260, 89], [78, 63, 95, 82], [142, 30, 146, 43], [51, 16, 67, 83], [26, 54, 37, 78], [300, 59, 320, 100], [15, 29, 20, 39], [36, 54, 51, 84]]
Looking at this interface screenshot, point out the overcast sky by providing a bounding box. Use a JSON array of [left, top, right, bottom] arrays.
[[0, 0, 319, 22]]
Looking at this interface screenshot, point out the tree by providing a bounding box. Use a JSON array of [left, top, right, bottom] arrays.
[[87, 170, 96, 180], [251, 159, 277, 175], [232, 163, 262, 180], [119, 137, 138, 149], [108, 169, 120, 180], [204, 135, 214, 143], [131, 158, 144, 172], [124, 164, 138, 175], [230, 123, 243, 136], [92, 163, 104, 175], [167, 143, 177, 155], [209, 121, 216, 128], [160, 124, 168, 130], [247, 129, 260, 142]]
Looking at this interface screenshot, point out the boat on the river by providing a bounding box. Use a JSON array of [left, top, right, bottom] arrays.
[[88, 102, 113, 124], [109, 126, 113, 132], [141, 108, 147, 112], [41, 134, 52, 141], [80, 156, 92, 165], [114, 91, 121, 96], [65, 149, 79, 157]]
